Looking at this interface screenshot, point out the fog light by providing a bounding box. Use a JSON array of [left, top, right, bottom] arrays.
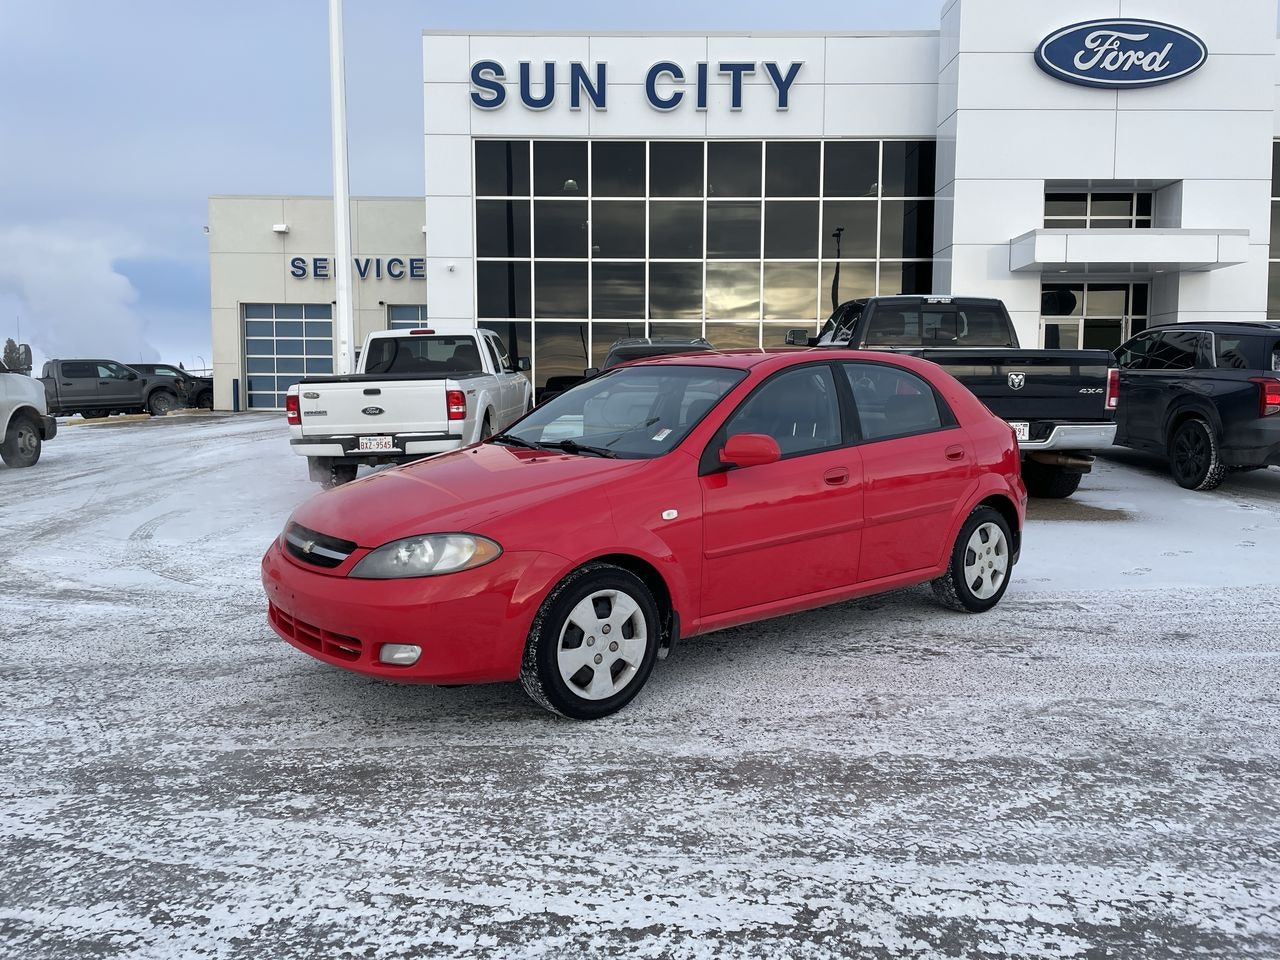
[[379, 643, 421, 666]]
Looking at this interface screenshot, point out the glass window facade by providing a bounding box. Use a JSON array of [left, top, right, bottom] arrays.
[[387, 304, 429, 330], [1270, 141, 1280, 319], [242, 303, 334, 409], [1040, 282, 1149, 351], [474, 138, 936, 389]]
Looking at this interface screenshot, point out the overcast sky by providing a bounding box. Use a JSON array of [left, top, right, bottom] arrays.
[[0, 1, 942, 369]]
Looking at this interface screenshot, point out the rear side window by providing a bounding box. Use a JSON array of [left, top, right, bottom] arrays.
[[62, 361, 98, 379], [843, 362, 946, 440], [1115, 332, 1158, 369], [1147, 331, 1206, 370], [954, 305, 1016, 346], [862, 303, 1013, 348]]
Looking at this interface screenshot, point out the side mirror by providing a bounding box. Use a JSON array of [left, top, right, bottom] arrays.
[[516, 357, 531, 371], [17, 344, 32, 369], [583, 366, 600, 377], [784, 329, 813, 347], [719, 433, 781, 469]]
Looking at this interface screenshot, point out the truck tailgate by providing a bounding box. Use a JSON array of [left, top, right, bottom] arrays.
[[917, 349, 1115, 423], [296, 376, 450, 436]]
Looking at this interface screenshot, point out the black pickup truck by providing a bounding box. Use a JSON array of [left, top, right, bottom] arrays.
[[789, 296, 1118, 498]]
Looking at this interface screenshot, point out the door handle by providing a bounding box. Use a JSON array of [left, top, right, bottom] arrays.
[[945, 444, 966, 461], [823, 467, 850, 485], [62, 381, 73, 386]]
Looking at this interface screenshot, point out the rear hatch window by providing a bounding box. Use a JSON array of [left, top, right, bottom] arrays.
[[363, 336, 484, 375]]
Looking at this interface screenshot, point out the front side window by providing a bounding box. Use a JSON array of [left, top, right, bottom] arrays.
[[99, 362, 135, 380], [722, 365, 841, 456], [501, 365, 745, 459], [843, 362, 945, 440]]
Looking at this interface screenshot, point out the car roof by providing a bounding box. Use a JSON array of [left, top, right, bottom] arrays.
[[1144, 321, 1280, 335]]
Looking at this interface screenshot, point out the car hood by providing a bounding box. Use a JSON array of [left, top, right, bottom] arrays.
[[289, 443, 648, 548]]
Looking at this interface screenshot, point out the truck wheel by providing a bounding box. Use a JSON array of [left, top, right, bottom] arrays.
[[931, 506, 1012, 613], [479, 413, 493, 441], [1, 414, 42, 468], [1021, 459, 1082, 499], [318, 463, 357, 489], [520, 563, 660, 720], [147, 391, 178, 417], [82, 410, 108, 420], [195, 390, 213, 409], [1169, 419, 1227, 491]]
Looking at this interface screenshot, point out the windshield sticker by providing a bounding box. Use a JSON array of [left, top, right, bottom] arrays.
[[652, 428, 672, 442]]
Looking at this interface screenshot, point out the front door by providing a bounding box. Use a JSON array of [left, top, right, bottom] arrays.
[[96, 361, 141, 407], [699, 364, 863, 618]]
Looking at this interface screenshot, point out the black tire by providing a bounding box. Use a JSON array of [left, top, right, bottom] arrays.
[[932, 506, 1013, 614], [1021, 459, 1082, 499], [147, 390, 178, 417], [321, 464, 358, 489], [1169, 418, 1227, 491], [520, 563, 660, 720], [479, 413, 493, 441], [194, 390, 213, 410], [1, 414, 42, 468], [82, 410, 108, 420]]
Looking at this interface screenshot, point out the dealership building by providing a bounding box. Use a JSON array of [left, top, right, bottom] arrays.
[[207, 0, 1280, 410]]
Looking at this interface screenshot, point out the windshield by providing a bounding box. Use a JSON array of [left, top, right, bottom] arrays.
[[495, 365, 745, 459]]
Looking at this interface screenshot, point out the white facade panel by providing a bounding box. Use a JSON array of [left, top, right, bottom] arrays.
[[423, 83, 473, 135], [704, 36, 826, 85], [585, 36, 708, 81], [1114, 111, 1273, 181], [467, 86, 592, 138], [1118, 0, 1276, 54], [821, 84, 938, 138], [824, 36, 940, 86], [952, 110, 1119, 181], [422, 34, 469, 84]]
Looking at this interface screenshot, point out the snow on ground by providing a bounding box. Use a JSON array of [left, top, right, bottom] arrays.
[[1, 413, 1278, 959]]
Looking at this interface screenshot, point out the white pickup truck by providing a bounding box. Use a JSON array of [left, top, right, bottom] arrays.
[[286, 327, 533, 487], [1, 344, 57, 469]]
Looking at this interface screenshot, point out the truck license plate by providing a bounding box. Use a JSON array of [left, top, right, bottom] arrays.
[[1009, 421, 1030, 442], [358, 436, 394, 452]]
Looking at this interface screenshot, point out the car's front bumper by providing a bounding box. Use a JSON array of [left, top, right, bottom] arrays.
[[260, 539, 558, 685], [1017, 422, 1117, 452]]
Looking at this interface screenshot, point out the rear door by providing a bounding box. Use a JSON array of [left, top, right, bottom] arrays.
[[1135, 330, 1209, 445], [842, 361, 975, 582], [1114, 330, 1161, 445], [699, 364, 864, 617], [56, 361, 102, 410]]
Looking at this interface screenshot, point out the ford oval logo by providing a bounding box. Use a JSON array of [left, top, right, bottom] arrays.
[[361, 406, 385, 416], [1034, 20, 1207, 90]]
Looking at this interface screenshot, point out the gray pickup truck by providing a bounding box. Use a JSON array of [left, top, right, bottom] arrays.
[[789, 295, 1118, 498], [39, 359, 178, 419]]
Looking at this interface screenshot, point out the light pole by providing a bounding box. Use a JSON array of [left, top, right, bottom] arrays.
[[196, 355, 206, 372], [328, 0, 355, 375]]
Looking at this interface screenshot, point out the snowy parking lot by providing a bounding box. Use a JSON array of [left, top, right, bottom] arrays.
[[2, 412, 1279, 959]]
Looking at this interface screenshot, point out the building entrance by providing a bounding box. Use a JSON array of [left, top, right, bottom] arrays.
[[1040, 281, 1150, 351]]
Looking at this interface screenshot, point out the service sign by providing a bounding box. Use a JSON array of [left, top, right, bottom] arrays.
[[1034, 19, 1207, 89]]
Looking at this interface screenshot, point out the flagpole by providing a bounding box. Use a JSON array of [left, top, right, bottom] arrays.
[[328, 0, 355, 375]]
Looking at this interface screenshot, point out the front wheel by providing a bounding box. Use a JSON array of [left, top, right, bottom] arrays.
[[520, 563, 660, 720], [1021, 459, 1082, 499], [1169, 419, 1227, 491], [0, 414, 42, 467], [932, 506, 1013, 613]]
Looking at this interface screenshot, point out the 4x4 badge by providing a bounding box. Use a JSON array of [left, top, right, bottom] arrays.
[[1008, 372, 1026, 391]]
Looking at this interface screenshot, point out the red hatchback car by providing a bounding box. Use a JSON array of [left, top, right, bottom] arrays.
[[263, 350, 1027, 719]]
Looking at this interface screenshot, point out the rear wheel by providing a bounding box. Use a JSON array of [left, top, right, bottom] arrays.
[[520, 563, 660, 720], [479, 413, 493, 441], [1169, 419, 1227, 491], [147, 390, 178, 417], [1, 414, 42, 468], [1021, 459, 1082, 499], [932, 506, 1012, 613], [194, 389, 213, 409]]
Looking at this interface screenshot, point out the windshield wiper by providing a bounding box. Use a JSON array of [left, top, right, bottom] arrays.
[[490, 432, 542, 451], [540, 439, 619, 458]]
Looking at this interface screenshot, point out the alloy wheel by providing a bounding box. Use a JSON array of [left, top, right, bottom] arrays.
[[556, 589, 647, 701]]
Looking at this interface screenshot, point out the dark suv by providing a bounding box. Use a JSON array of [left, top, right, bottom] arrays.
[[536, 337, 717, 404], [1113, 322, 1280, 489], [132, 364, 213, 411]]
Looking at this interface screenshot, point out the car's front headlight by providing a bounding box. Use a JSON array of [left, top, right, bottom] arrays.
[[349, 534, 502, 579]]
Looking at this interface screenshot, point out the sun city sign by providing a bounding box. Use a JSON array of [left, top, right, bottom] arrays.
[[1034, 19, 1208, 89], [469, 60, 805, 111]]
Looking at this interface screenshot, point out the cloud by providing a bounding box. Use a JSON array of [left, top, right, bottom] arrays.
[[0, 224, 160, 365]]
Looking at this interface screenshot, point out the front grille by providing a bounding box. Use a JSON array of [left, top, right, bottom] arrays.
[[284, 522, 357, 569], [270, 602, 363, 662]]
